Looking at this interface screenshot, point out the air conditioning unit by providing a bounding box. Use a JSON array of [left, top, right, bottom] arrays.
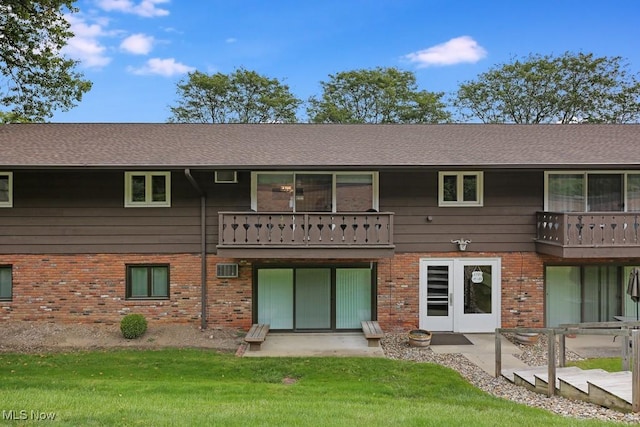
[[216, 263, 239, 278], [215, 171, 237, 183]]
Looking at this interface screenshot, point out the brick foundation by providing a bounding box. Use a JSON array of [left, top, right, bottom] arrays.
[[0, 254, 204, 325], [1, 252, 547, 331]]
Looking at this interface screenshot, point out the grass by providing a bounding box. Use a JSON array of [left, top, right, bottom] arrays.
[[568, 357, 625, 372], [0, 349, 622, 426]]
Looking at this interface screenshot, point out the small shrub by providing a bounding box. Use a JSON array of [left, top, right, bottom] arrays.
[[120, 314, 148, 339]]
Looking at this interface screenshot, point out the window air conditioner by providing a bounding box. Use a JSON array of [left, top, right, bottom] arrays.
[[216, 263, 239, 278]]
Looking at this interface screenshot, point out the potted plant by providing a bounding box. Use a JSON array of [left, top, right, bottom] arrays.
[[408, 329, 432, 347]]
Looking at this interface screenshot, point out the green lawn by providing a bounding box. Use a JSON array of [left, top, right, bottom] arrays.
[[568, 357, 625, 373], [0, 349, 620, 426]]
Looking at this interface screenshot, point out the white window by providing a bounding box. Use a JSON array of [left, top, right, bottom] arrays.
[[545, 171, 640, 212], [251, 172, 378, 212], [124, 172, 171, 207], [215, 171, 238, 183], [0, 172, 12, 208], [438, 171, 483, 207]]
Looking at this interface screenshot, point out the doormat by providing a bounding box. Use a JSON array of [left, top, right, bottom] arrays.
[[430, 333, 473, 346]]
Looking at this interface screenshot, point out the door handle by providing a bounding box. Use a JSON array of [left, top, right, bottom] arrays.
[[449, 293, 453, 307]]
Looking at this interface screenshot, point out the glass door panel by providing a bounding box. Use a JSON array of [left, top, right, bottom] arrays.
[[295, 268, 331, 329], [257, 269, 293, 329], [627, 175, 640, 212], [583, 266, 620, 322], [588, 174, 623, 212], [256, 174, 294, 212], [295, 174, 332, 212], [545, 267, 581, 327], [336, 268, 371, 329], [547, 173, 584, 212], [336, 174, 373, 212], [463, 266, 492, 314], [455, 259, 500, 332], [419, 260, 454, 331], [624, 266, 640, 319]]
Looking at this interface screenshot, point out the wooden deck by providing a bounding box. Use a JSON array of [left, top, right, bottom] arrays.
[[505, 367, 633, 412]]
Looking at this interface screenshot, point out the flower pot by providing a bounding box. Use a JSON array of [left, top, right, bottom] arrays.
[[408, 329, 432, 347], [514, 332, 539, 345]]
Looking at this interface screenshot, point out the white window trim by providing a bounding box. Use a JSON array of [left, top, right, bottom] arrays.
[[250, 171, 379, 212], [544, 170, 640, 212], [124, 171, 171, 208], [215, 171, 238, 183], [0, 172, 12, 208], [438, 171, 483, 207]]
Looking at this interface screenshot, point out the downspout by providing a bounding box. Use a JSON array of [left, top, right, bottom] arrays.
[[184, 169, 207, 330]]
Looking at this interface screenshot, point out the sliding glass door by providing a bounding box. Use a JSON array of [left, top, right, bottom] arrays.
[[336, 268, 371, 329], [295, 268, 331, 329], [256, 266, 374, 331], [546, 265, 627, 326]]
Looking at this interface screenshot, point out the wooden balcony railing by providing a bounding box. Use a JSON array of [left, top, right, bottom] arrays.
[[536, 211, 640, 257], [217, 212, 394, 258]]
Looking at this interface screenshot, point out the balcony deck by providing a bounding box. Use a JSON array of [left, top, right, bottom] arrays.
[[535, 212, 640, 258], [217, 211, 395, 259]]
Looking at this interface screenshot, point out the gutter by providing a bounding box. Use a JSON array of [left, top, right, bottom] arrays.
[[184, 169, 208, 330]]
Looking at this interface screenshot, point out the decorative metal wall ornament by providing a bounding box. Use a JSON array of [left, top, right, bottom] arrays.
[[451, 238, 471, 251]]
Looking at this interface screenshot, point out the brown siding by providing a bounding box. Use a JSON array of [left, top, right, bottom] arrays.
[[0, 170, 250, 254], [1, 169, 541, 255], [380, 170, 542, 253]]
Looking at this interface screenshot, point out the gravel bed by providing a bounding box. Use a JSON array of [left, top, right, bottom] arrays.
[[381, 332, 640, 424]]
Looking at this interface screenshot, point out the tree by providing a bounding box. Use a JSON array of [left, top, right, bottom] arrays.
[[168, 68, 301, 123], [453, 52, 640, 124], [0, 1, 92, 122], [307, 67, 450, 123]]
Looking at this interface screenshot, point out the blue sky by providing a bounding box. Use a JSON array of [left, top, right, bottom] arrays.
[[52, 0, 640, 123]]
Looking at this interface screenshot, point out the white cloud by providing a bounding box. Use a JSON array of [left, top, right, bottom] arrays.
[[225, 38, 237, 44], [404, 36, 487, 67], [97, 0, 170, 17], [62, 14, 112, 68], [128, 58, 195, 76], [121, 33, 154, 55]]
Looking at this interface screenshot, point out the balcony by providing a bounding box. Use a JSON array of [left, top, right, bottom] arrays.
[[217, 211, 395, 259], [535, 212, 640, 258]]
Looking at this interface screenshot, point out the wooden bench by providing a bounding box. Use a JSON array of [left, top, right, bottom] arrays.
[[245, 323, 270, 351], [361, 320, 384, 347]]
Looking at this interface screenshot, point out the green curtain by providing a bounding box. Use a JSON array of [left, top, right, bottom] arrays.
[[336, 268, 371, 329], [257, 269, 293, 329]]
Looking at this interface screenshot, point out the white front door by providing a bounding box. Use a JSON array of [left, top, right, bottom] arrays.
[[419, 258, 501, 333]]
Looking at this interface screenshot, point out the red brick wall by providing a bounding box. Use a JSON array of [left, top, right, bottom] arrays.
[[375, 252, 546, 331], [0, 254, 203, 325], [1, 252, 547, 331], [206, 258, 253, 330]]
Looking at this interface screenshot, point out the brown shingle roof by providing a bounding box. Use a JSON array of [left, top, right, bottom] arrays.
[[1, 123, 639, 169]]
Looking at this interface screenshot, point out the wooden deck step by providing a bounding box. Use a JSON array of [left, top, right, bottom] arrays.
[[509, 366, 634, 412], [512, 367, 549, 390], [560, 370, 620, 394], [533, 366, 582, 392], [533, 366, 582, 388], [588, 372, 633, 405]]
